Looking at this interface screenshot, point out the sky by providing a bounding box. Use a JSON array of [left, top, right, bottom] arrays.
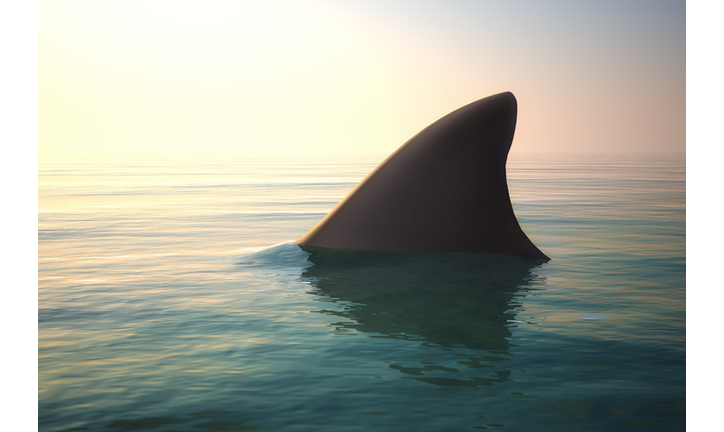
[[38, 0, 685, 161]]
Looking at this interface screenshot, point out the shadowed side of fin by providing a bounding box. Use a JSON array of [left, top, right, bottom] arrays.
[[295, 92, 549, 260]]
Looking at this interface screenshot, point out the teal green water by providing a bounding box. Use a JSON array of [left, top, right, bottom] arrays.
[[38, 154, 685, 431]]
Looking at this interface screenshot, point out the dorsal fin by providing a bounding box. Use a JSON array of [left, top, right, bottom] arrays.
[[295, 92, 549, 260]]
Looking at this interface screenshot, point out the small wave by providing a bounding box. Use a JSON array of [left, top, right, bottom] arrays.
[[235, 241, 313, 270]]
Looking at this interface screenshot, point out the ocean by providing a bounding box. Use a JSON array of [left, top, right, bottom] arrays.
[[38, 153, 685, 431]]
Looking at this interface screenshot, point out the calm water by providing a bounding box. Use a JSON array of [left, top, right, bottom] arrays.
[[38, 154, 685, 431]]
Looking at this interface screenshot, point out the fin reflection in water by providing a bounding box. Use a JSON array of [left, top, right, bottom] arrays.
[[301, 247, 545, 386]]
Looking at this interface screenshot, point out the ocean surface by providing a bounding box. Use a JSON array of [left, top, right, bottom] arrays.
[[38, 153, 685, 431]]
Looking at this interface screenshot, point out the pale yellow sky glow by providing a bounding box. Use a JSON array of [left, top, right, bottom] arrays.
[[39, 0, 685, 162]]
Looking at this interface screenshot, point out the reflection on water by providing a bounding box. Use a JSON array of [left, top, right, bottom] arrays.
[[302, 247, 545, 386]]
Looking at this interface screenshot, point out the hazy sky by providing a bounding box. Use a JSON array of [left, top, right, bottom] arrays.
[[39, 0, 685, 161]]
